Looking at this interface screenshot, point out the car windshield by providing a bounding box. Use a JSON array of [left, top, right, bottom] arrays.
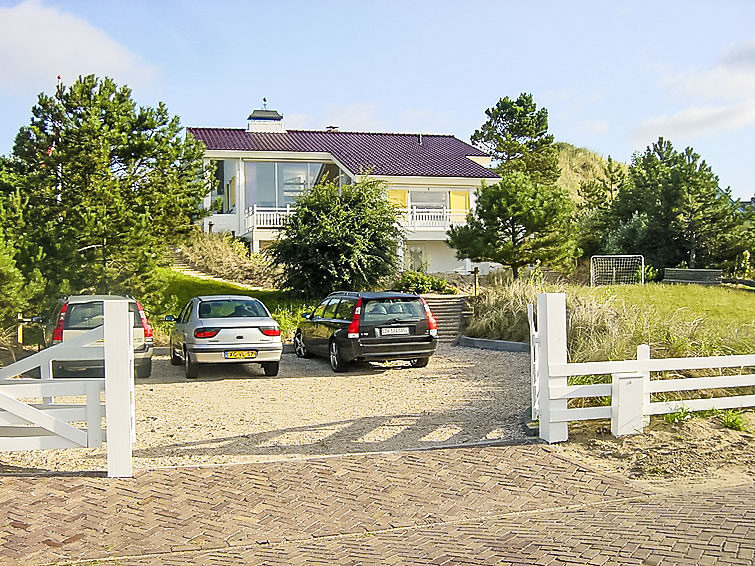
[[198, 299, 268, 319], [64, 301, 142, 330], [362, 298, 424, 322]]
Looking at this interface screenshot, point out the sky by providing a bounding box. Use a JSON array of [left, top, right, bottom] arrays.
[[1, 0, 754, 200]]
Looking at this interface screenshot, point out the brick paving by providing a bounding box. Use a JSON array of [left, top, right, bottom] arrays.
[[0, 444, 752, 565]]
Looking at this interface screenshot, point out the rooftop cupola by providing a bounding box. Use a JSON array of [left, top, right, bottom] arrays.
[[247, 107, 285, 133]]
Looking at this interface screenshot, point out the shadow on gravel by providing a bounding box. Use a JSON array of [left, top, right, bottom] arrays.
[[132, 405, 537, 462]]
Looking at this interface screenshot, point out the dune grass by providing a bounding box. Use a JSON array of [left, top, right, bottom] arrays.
[[466, 280, 755, 362]]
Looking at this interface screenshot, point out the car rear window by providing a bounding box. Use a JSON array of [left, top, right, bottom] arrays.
[[64, 301, 142, 329], [198, 299, 268, 319], [362, 298, 424, 322]]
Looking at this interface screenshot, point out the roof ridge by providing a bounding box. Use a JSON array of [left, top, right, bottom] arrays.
[[187, 126, 458, 137]]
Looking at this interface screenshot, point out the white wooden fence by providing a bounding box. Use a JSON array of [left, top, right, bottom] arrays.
[[0, 300, 135, 477], [531, 293, 755, 443]]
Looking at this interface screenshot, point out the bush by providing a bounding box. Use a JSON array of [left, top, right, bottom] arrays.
[[180, 229, 277, 287], [394, 271, 457, 295]]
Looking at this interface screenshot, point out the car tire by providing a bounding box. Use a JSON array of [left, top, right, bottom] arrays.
[[262, 361, 279, 377], [410, 357, 430, 368], [170, 341, 182, 366], [293, 330, 310, 358], [135, 358, 152, 378], [329, 340, 347, 373], [184, 349, 199, 379]]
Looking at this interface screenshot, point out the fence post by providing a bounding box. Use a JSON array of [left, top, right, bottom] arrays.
[[637, 344, 651, 426], [611, 372, 645, 436], [537, 293, 569, 443], [104, 300, 134, 478], [527, 303, 539, 421], [86, 380, 102, 448]]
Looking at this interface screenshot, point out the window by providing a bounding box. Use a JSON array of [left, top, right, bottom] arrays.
[[64, 301, 142, 329], [198, 299, 268, 319], [312, 300, 328, 319], [179, 301, 193, 323], [334, 298, 357, 320], [244, 161, 351, 208], [322, 298, 340, 319], [410, 190, 447, 209]]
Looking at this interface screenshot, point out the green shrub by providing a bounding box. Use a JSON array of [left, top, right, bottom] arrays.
[[662, 406, 693, 424], [394, 271, 458, 295], [719, 409, 748, 431]]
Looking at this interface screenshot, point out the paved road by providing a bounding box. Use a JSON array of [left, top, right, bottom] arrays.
[[0, 444, 752, 565]]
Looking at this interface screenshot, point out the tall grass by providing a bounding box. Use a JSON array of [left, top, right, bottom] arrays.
[[467, 280, 755, 362], [179, 229, 279, 288]]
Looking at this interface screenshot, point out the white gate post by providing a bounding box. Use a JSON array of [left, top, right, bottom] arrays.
[[527, 303, 539, 421], [104, 300, 134, 478], [611, 372, 645, 436], [537, 293, 569, 443], [637, 344, 651, 426]]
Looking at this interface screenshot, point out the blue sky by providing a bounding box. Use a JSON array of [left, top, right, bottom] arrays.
[[1, 0, 754, 200]]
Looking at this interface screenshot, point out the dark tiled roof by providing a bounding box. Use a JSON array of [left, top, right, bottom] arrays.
[[186, 128, 500, 179]]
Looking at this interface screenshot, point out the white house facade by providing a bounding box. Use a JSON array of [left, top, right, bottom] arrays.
[[187, 109, 500, 273]]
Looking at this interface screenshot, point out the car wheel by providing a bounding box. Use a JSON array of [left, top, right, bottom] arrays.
[[184, 348, 199, 379], [410, 357, 430, 368], [293, 330, 310, 358], [329, 340, 347, 373], [262, 361, 279, 377], [135, 358, 152, 378], [170, 340, 182, 366]]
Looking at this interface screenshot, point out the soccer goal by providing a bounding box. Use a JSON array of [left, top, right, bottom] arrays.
[[590, 255, 645, 286]]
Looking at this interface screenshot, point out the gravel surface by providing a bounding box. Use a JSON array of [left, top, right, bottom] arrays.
[[0, 344, 530, 474]]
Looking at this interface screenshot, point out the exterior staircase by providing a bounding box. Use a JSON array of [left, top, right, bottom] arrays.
[[422, 295, 473, 344]]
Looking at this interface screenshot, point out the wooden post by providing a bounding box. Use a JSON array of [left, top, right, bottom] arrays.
[[637, 344, 651, 426], [537, 293, 569, 443], [104, 300, 134, 478]]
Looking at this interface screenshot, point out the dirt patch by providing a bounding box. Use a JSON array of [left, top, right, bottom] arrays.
[[554, 412, 755, 482]]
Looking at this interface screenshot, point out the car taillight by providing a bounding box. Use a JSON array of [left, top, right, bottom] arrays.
[[421, 298, 438, 337], [135, 301, 153, 340], [260, 326, 281, 336], [52, 303, 68, 343], [347, 298, 363, 339], [194, 327, 220, 339]]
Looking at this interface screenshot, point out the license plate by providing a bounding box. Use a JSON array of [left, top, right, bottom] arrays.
[[380, 327, 410, 336], [224, 350, 257, 359]]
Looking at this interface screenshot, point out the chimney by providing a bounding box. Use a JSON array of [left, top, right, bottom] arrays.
[[247, 108, 285, 133]]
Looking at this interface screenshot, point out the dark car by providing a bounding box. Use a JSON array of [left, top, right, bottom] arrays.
[[293, 291, 438, 372]]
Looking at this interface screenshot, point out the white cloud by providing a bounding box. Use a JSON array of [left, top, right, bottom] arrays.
[[0, 0, 157, 95], [632, 101, 755, 144]]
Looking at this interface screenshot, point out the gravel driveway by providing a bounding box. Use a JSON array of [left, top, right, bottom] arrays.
[[0, 345, 530, 473]]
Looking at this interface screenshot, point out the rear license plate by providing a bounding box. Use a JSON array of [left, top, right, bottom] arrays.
[[380, 327, 410, 336], [224, 350, 257, 359]]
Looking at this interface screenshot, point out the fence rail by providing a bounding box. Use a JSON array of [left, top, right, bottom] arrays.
[[244, 205, 469, 232], [532, 293, 755, 442]]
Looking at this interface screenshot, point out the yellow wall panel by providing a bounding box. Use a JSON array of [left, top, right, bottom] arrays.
[[450, 190, 469, 210], [387, 189, 409, 208]]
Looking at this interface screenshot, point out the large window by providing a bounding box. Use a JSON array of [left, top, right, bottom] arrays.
[[245, 161, 351, 208], [410, 189, 448, 209]]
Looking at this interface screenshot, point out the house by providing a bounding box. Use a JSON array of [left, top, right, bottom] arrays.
[[187, 108, 499, 273]]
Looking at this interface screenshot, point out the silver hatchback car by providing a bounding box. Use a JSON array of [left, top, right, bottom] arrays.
[[166, 295, 283, 379]]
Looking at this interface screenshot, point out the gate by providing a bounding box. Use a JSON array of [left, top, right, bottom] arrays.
[[0, 300, 135, 477]]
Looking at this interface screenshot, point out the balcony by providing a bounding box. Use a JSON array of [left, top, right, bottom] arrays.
[[243, 205, 468, 233]]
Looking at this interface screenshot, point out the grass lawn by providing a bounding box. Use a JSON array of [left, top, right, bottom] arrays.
[[588, 283, 755, 331], [152, 268, 316, 342]]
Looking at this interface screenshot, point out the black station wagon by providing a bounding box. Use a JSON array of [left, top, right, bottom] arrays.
[[293, 291, 438, 372]]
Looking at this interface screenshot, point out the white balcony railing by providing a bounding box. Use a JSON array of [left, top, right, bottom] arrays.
[[244, 205, 468, 233]]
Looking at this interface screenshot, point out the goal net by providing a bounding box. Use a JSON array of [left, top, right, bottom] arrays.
[[590, 255, 645, 286]]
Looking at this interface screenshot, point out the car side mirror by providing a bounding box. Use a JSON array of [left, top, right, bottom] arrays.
[[301, 312, 311, 319], [164, 315, 176, 322]]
